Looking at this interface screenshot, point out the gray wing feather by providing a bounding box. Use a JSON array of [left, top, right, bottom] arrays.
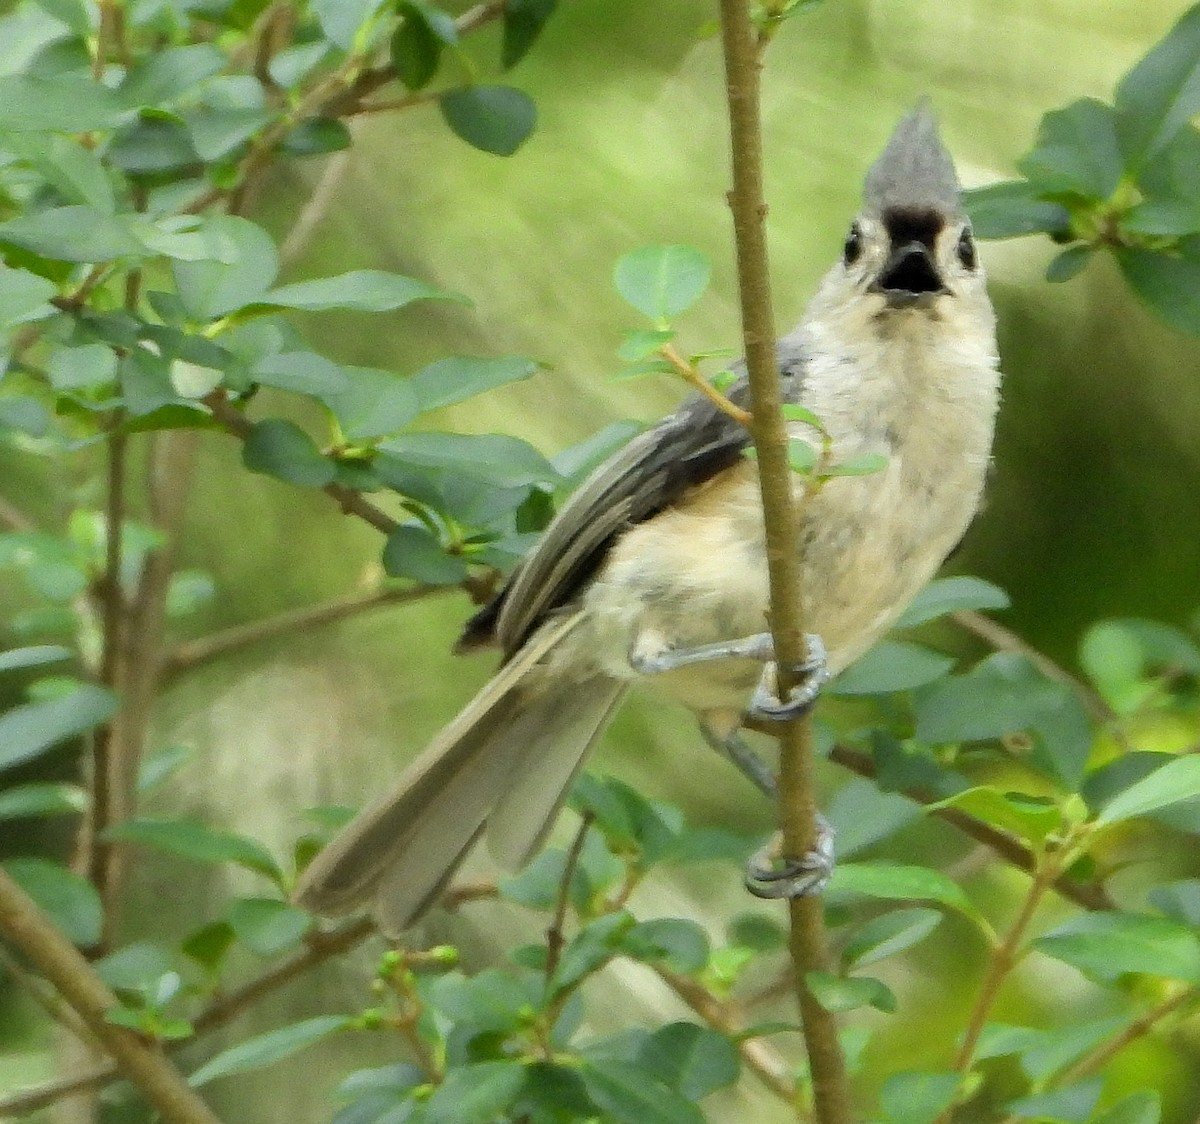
[[467, 335, 807, 656]]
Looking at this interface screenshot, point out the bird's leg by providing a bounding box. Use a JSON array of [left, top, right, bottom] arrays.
[[744, 820, 835, 899], [697, 716, 835, 900], [629, 630, 830, 721]]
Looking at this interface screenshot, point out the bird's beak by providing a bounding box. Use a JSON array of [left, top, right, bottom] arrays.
[[871, 240, 947, 307]]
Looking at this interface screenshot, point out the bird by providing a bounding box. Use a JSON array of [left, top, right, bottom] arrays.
[[295, 103, 1001, 935]]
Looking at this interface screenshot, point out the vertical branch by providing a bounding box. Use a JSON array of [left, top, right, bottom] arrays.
[[715, 2, 851, 1121]]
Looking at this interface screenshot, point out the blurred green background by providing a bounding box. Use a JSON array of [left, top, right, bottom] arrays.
[[4, 0, 1200, 1119]]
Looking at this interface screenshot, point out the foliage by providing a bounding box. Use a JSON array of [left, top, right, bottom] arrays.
[[963, 3, 1200, 334], [0, 1, 1199, 1123]]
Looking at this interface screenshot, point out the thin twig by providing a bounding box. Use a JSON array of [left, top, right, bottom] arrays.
[[952, 609, 1117, 728], [162, 583, 456, 678], [545, 813, 594, 982], [0, 494, 35, 532], [716, 1, 850, 1120], [0, 869, 224, 1124], [0, 944, 94, 1043], [279, 149, 352, 267], [659, 343, 752, 425]]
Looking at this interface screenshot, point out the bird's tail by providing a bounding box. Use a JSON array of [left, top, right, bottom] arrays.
[[294, 613, 626, 934]]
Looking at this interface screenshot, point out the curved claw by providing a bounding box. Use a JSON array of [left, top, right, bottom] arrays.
[[749, 634, 830, 722], [744, 816, 835, 900]]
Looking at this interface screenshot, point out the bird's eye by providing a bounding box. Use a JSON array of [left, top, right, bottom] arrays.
[[843, 224, 863, 266], [957, 228, 976, 270]]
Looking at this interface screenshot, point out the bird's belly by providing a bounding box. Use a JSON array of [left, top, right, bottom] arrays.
[[573, 449, 985, 709]]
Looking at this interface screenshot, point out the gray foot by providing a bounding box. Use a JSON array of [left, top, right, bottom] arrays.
[[698, 724, 777, 799], [749, 633, 829, 722], [744, 815, 835, 899]]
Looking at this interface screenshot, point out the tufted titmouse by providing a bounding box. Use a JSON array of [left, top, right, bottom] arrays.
[[295, 104, 1001, 934]]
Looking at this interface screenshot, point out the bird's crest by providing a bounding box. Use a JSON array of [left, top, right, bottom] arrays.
[[863, 100, 962, 219]]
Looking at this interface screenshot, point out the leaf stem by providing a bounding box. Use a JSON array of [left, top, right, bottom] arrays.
[[545, 812, 594, 983], [659, 343, 752, 425]]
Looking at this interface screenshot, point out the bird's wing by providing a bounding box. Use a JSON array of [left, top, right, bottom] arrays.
[[460, 337, 807, 657]]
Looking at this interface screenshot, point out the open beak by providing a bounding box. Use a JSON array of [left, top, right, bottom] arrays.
[[871, 240, 947, 306]]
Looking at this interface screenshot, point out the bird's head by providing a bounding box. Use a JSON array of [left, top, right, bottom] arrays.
[[836, 102, 982, 313]]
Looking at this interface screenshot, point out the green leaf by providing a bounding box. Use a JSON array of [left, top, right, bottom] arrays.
[[1006, 1079, 1102, 1121], [311, 0, 385, 48], [1017, 99, 1124, 200], [0, 74, 128, 131], [5, 133, 116, 213], [824, 451, 887, 477], [827, 777, 920, 859], [1093, 1091, 1161, 1124], [805, 970, 896, 1013], [637, 1022, 739, 1100], [382, 524, 468, 585], [831, 640, 955, 695], [827, 862, 979, 921], [1096, 754, 1200, 825], [321, 366, 420, 439], [261, 269, 462, 313], [0, 684, 118, 772], [439, 86, 537, 156], [184, 106, 272, 161], [189, 1015, 350, 1086], [380, 432, 559, 488], [0, 645, 73, 673], [786, 437, 818, 474], [0, 395, 50, 437], [842, 907, 942, 970], [1122, 197, 1200, 237], [0, 782, 86, 820], [580, 1058, 704, 1124], [243, 420, 336, 488], [963, 180, 1071, 240], [0, 267, 58, 329], [49, 344, 118, 391], [103, 818, 283, 883], [894, 575, 1010, 629], [726, 912, 787, 952], [228, 897, 312, 956], [424, 1061, 528, 1124], [1149, 880, 1200, 927], [552, 912, 635, 993], [118, 44, 226, 109], [391, 2, 449, 91], [430, 969, 539, 1033], [4, 857, 102, 946], [0, 207, 143, 263], [181, 921, 236, 973], [252, 352, 349, 397], [503, 0, 557, 68], [1115, 242, 1200, 336], [621, 918, 709, 974], [614, 245, 710, 324], [1114, 4, 1200, 166], [1136, 123, 1200, 202], [173, 216, 279, 321], [1036, 911, 1200, 982], [409, 355, 538, 412], [280, 116, 352, 157], [120, 348, 180, 417], [1045, 244, 1095, 283], [913, 653, 1093, 787], [880, 1071, 961, 1124], [930, 787, 1062, 847]]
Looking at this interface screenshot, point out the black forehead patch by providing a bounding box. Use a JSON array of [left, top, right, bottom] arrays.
[[883, 206, 945, 248]]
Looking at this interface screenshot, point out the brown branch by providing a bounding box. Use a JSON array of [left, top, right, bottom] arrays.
[[826, 744, 1114, 912], [162, 583, 456, 678], [0, 882, 500, 1118], [545, 813, 593, 981], [952, 609, 1118, 729], [0, 868, 224, 1124], [717, 2, 850, 1121], [201, 391, 401, 536]]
